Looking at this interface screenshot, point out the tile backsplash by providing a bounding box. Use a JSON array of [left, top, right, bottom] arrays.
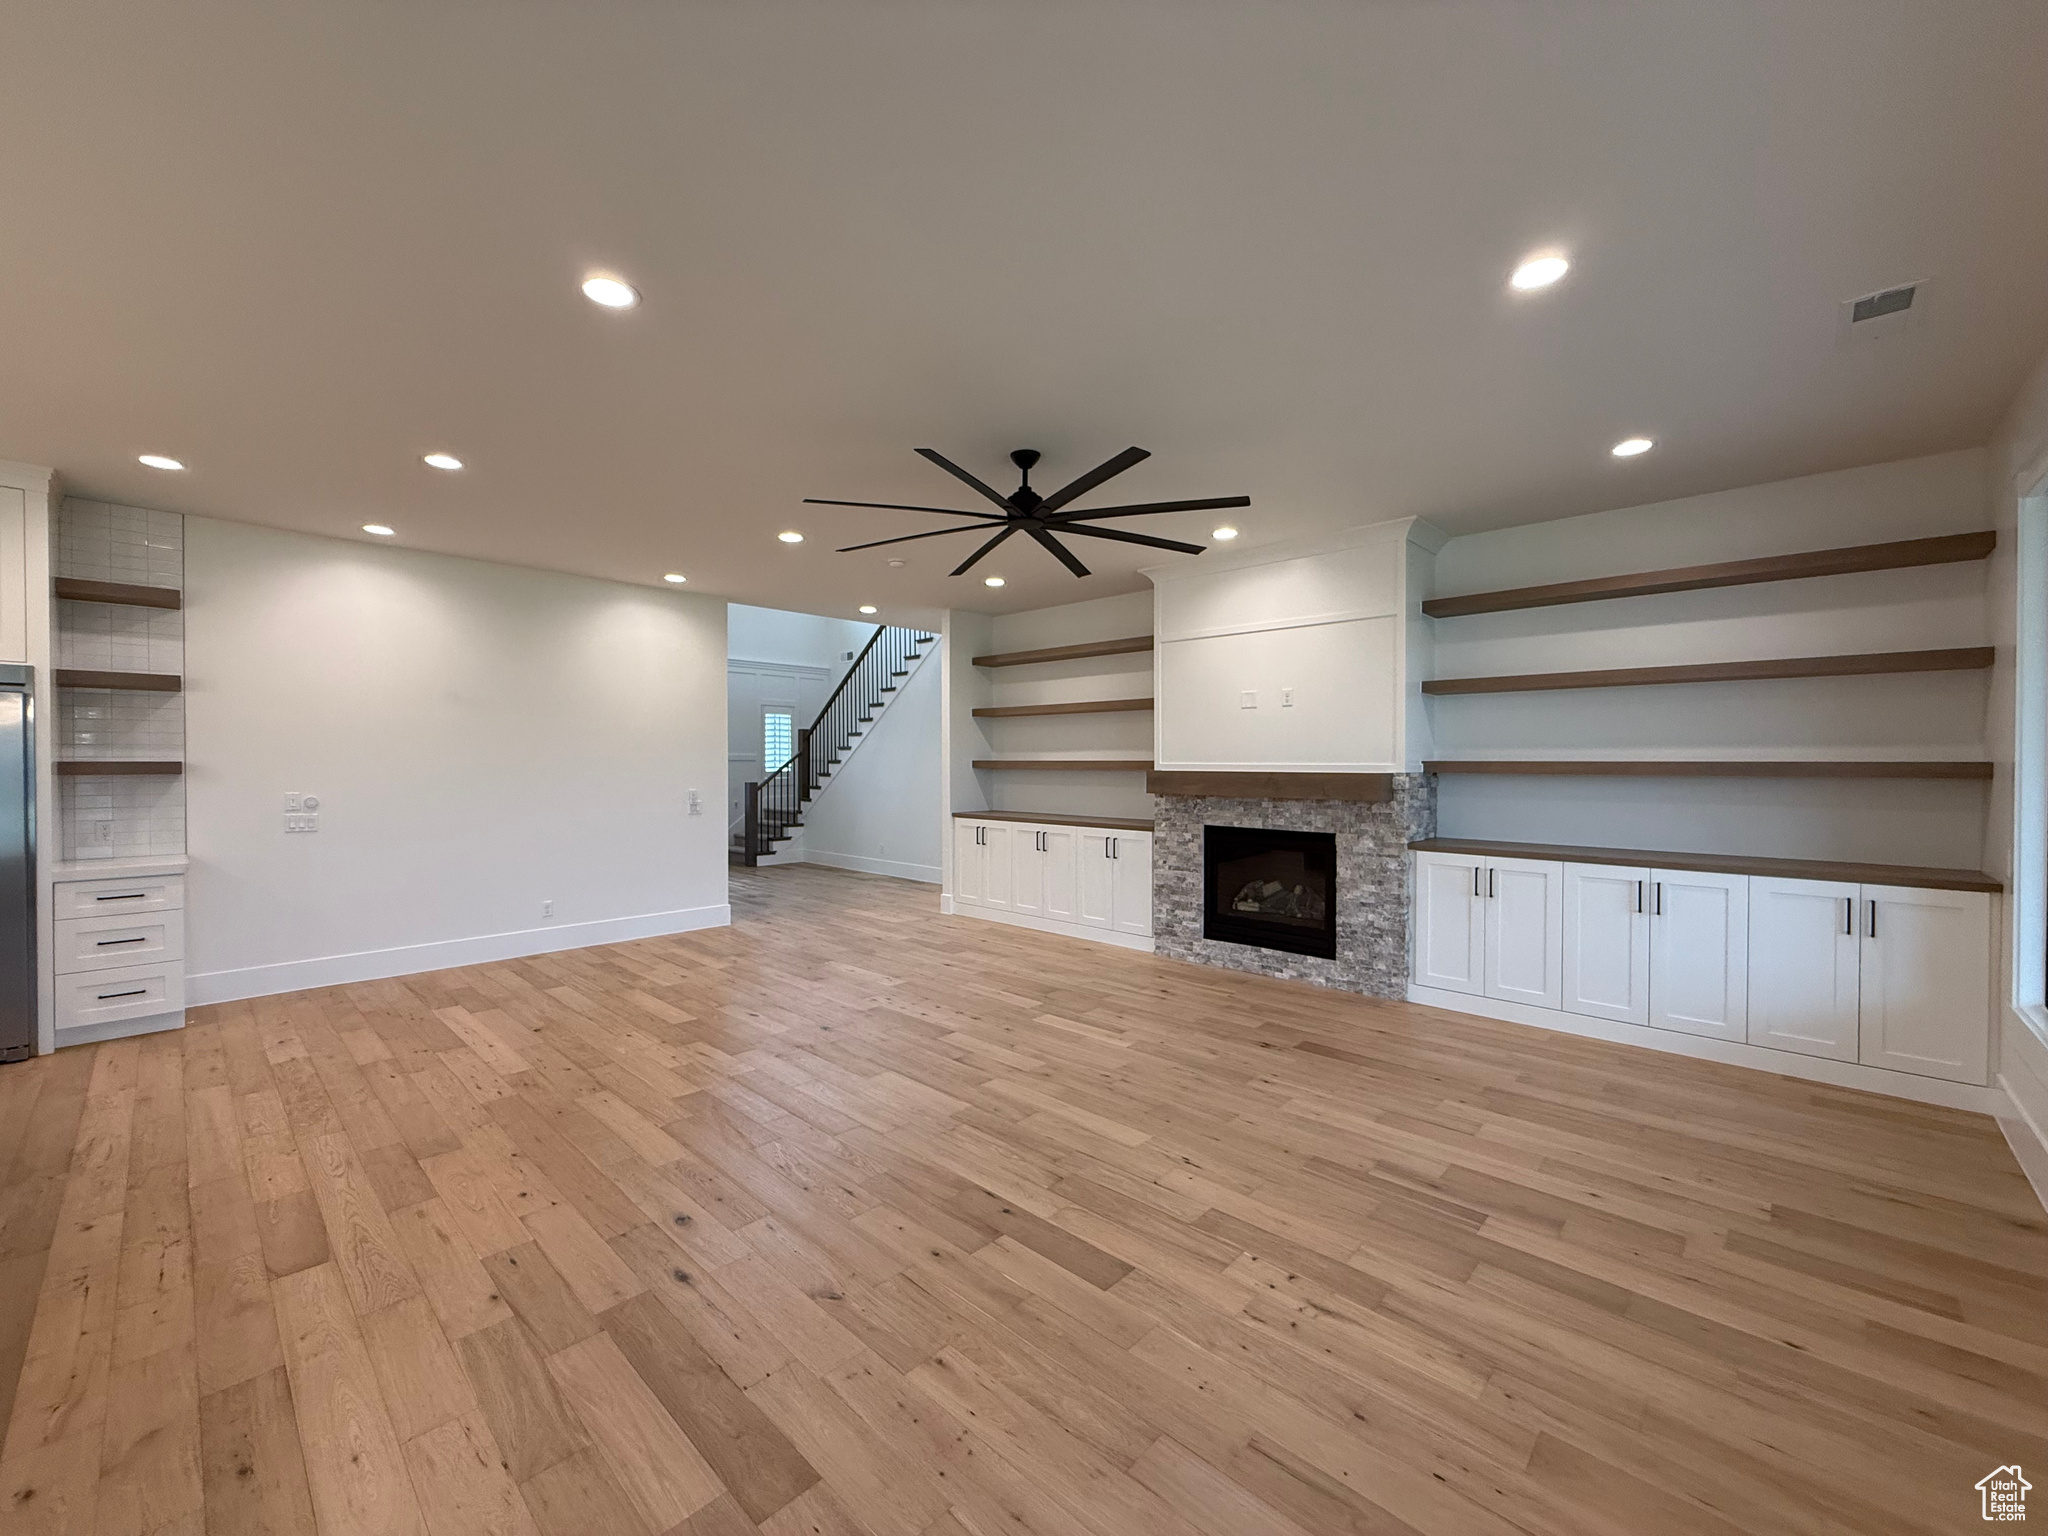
[[57, 499, 187, 860]]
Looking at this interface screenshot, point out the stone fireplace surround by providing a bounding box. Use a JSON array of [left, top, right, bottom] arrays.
[[1150, 775, 1436, 999]]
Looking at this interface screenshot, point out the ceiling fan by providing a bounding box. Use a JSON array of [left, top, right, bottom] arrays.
[[805, 446, 1249, 578]]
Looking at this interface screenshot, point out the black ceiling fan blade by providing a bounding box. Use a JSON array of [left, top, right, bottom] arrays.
[[916, 449, 1016, 511], [1036, 446, 1151, 514], [1026, 526, 1092, 578], [1050, 495, 1251, 522], [950, 524, 1018, 576], [1060, 524, 1208, 557], [836, 524, 992, 553], [803, 498, 1005, 521]]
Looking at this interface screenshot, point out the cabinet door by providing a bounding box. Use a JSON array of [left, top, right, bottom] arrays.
[[1562, 863, 1649, 1025], [982, 824, 1014, 910], [1010, 827, 1045, 917], [1649, 870, 1748, 1041], [1079, 834, 1116, 929], [1412, 853, 1485, 996], [1858, 885, 1991, 1084], [1111, 833, 1153, 936], [1042, 829, 1078, 920], [952, 822, 985, 907], [1484, 858, 1564, 1010], [1746, 877, 1858, 1060]]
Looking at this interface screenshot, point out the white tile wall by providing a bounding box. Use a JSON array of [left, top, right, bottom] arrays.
[[57, 499, 186, 860]]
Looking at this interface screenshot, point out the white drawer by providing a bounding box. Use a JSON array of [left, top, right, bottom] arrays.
[[53, 874, 185, 919], [53, 909, 185, 975], [54, 961, 185, 1032]]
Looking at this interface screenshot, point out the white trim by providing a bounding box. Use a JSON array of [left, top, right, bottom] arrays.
[[1154, 759, 1405, 773], [1406, 983, 2001, 1113], [727, 657, 833, 680], [951, 903, 1155, 953], [801, 849, 940, 884], [2008, 472, 2048, 1035], [186, 902, 731, 1005], [1997, 1070, 2048, 1216]]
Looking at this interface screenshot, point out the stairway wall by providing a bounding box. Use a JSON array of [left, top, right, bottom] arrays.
[[800, 638, 944, 883]]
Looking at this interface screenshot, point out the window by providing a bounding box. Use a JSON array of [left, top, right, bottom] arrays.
[[762, 708, 794, 770]]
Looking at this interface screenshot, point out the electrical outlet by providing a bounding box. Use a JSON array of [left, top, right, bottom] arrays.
[[541, 899, 554, 918], [1281, 687, 1294, 707], [89, 819, 114, 846]]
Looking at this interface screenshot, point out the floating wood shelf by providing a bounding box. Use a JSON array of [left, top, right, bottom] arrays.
[[970, 759, 1153, 772], [1410, 837, 2002, 894], [972, 636, 1153, 668], [1422, 759, 1994, 780], [56, 760, 184, 777], [952, 810, 1156, 831], [1148, 771, 1394, 802], [1422, 646, 1996, 696], [972, 697, 1154, 718], [1421, 531, 1996, 619], [55, 669, 183, 693], [53, 578, 183, 611]]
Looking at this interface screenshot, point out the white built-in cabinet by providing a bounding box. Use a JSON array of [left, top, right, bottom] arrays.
[[1416, 852, 1991, 1086], [1412, 851, 1561, 1008], [954, 819, 1151, 947]]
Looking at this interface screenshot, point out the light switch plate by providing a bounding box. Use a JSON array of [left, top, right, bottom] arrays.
[[284, 813, 319, 833], [1240, 690, 1257, 709]]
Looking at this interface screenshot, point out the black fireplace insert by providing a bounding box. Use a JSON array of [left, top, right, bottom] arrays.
[[1203, 825, 1337, 959]]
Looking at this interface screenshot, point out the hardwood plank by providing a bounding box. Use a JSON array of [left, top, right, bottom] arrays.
[[481, 1242, 600, 1355], [544, 1331, 724, 1530], [297, 1131, 420, 1313], [52, 669, 183, 693], [360, 1293, 475, 1442], [254, 1189, 332, 1279], [1407, 836, 2004, 894], [971, 636, 1152, 668], [973, 697, 1154, 717], [95, 1344, 203, 1536], [391, 1199, 515, 1342], [454, 1316, 589, 1484], [1420, 529, 1998, 617], [521, 1205, 646, 1315], [600, 1289, 821, 1522], [52, 760, 183, 777], [519, 1446, 654, 1536], [403, 1410, 542, 1536], [197, 1365, 319, 1536], [272, 1261, 425, 1536], [1421, 646, 1998, 695]]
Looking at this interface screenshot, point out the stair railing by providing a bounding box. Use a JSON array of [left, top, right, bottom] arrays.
[[741, 625, 934, 865]]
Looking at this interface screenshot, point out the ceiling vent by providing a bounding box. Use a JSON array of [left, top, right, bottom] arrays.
[[1840, 279, 1928, 344]]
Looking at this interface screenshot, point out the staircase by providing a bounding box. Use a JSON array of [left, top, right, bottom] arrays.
[[735, 624, 937, 866]]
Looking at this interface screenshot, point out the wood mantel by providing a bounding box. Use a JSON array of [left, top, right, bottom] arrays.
[[1146, 771, 1394, 802]]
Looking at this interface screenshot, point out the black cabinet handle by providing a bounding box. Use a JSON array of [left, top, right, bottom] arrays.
[[94, 892, 147, 902], [94, 936, 147, 947], [96, 988, 148, 1000], [1868, 899, 1877, 939]]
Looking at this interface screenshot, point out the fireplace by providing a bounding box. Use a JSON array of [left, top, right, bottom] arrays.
[[1203, 824, 1338, 959]]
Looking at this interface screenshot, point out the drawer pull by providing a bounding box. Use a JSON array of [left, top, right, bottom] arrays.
[[94, 892, 147, 901], [95, 987, 149, 1000], [94, 936, 148, 947]]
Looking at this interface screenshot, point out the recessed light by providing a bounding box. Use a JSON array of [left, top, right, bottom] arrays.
[[858, 605, 878, 615], [423, 452, 463, 471], [1510, 253, 1570, 291], [1212, 525, 1239, 541], [362, 524, 396, 537], [581, 275, 638, 309], [137, 454, 184, 471], [662, 573, 687, 584], [1611, 437, 1654, 457], [778, 531, 804, 544], [887, 558, 906, 568], [983, 576, 1005, 588]]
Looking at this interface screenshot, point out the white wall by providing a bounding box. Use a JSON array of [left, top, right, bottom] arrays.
[[1984, 346, 2048, 1207], [726, 604, 875, 829], [1427, 450, 1994, 866], [728, 604, 874, 668], [183, 518, 729, 1002], [799, 639, 944, 883]]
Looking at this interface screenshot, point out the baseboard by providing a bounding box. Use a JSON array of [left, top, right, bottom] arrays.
[[802, 849, 941, 884], [1406, 984, 2002, 1113], [1995, 1025, 2048, 1214], [952, 901, 1155, 953], [187, 902, 732, 1005], [53, 1008, 186, 1047]]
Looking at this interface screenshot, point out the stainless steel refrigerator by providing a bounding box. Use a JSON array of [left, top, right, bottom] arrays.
[[0, 666, 34, 1063]]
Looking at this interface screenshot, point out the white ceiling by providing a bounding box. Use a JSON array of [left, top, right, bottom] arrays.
[[3, 0, 2045, 622]]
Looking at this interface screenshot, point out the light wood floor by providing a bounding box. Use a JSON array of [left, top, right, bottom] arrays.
[[2, 863, 2044, 1536]]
